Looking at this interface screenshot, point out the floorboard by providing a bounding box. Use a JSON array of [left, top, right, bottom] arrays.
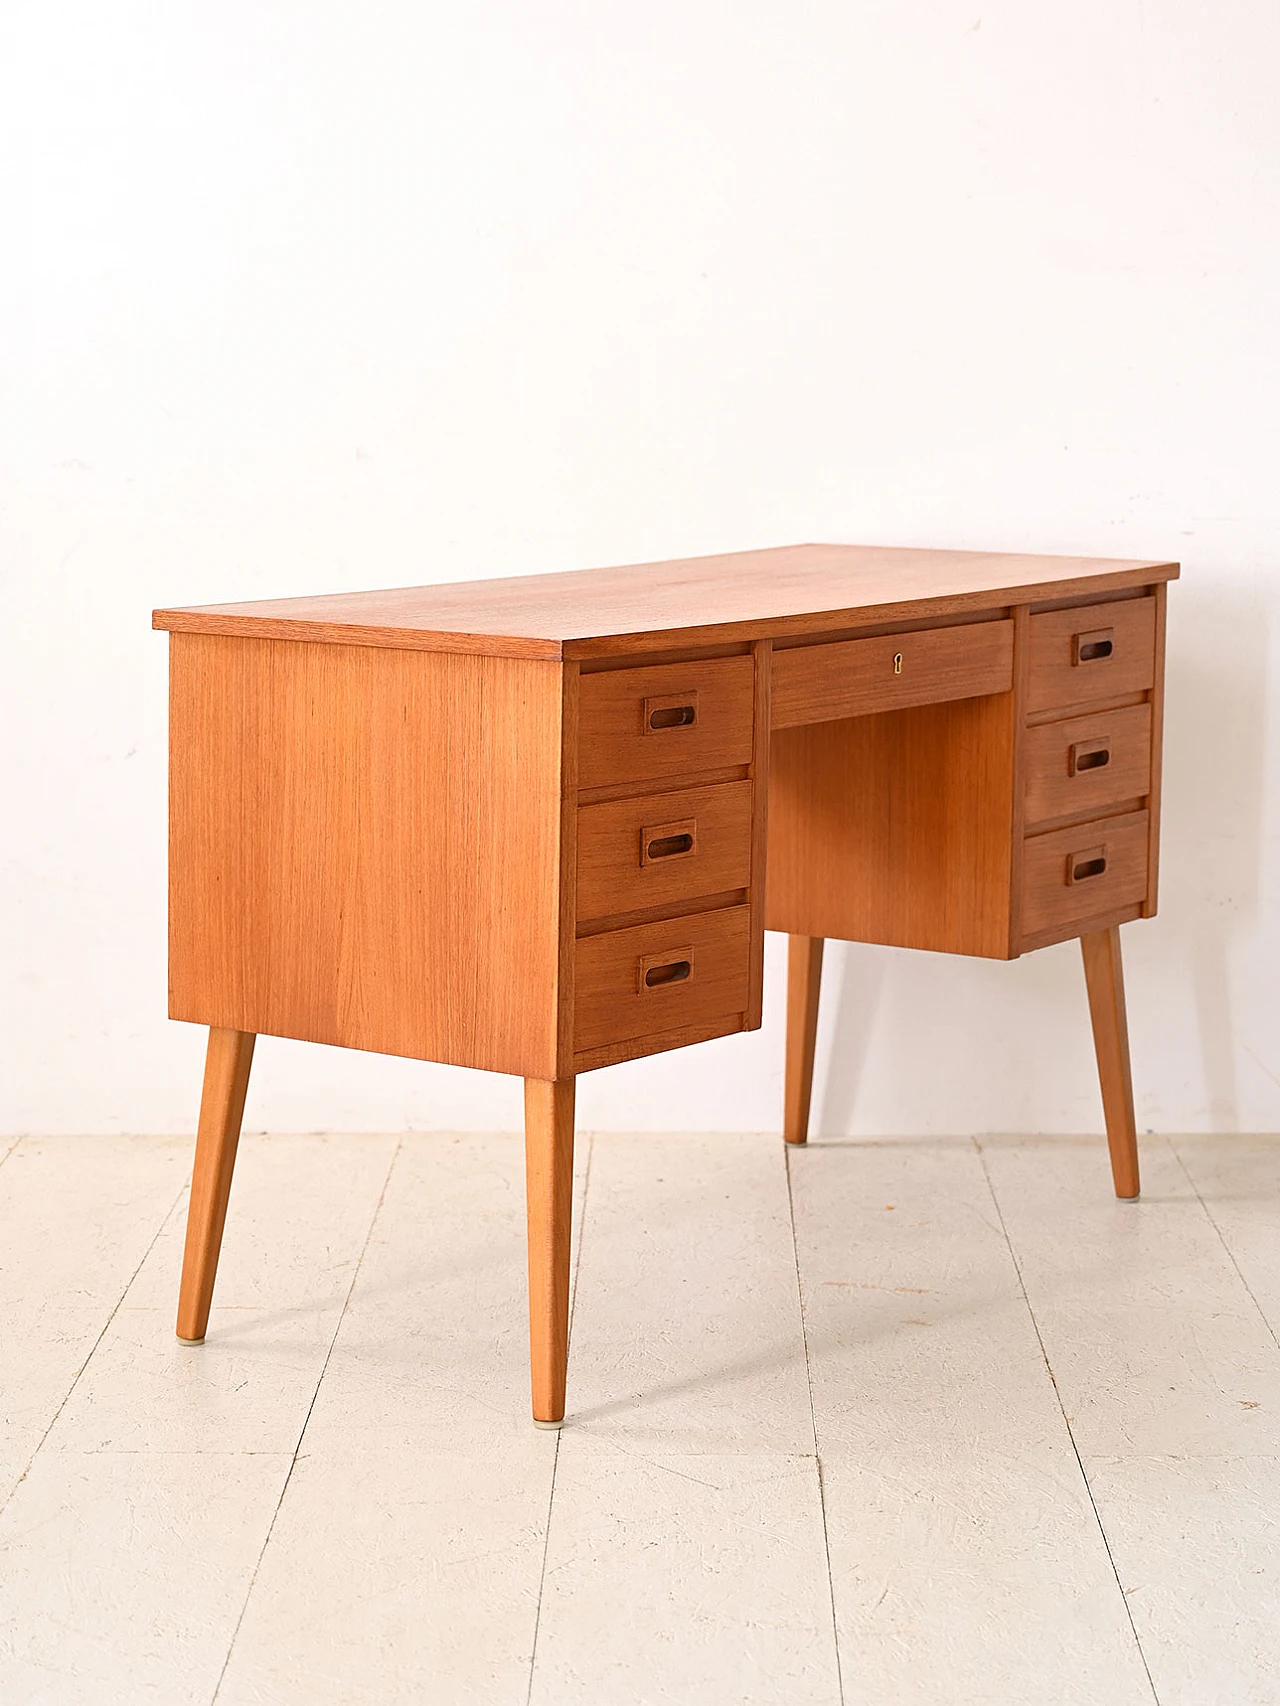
[[981, 1133, 1280, 1706], [2, 1130, 1278, 1705]]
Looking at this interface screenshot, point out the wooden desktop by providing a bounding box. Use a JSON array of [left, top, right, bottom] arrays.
[[153, 542, 1177, 1425]]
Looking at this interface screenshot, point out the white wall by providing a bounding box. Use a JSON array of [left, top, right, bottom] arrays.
[[3, 1, 1277, 1137]]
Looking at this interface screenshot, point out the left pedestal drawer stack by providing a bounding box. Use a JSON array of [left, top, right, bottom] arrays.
[[571, 654, 762, 1071]]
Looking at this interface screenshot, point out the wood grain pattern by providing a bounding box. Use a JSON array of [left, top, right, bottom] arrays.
[[175, 1027, 255, 1343], [555, 663, 581, 1079], [1026, 597, 1157, 714], [1080, 928, 1140, 1199], [767, 693, 1017, 959], [168, 633, 567, 1078], [771, 619, 1013, 728], [576, 780, 753, 923], [572, 1016, 748, 1075], [153, 543, 1179, 662], [1019, 811, 1150, 942], [784, 936, 824, 1144], [573, 906, 751, 1055], [1019, 901, 1144, 957], [524, 1076, 575, 1424], [1143, 581, 1168, 918], [746, 638, 771, 1029], [1006, 605, 1032, 958], [577, 657, 754, 788], [1023, 703, 1153, 829]]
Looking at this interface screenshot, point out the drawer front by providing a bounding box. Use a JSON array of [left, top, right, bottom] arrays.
[[578, 657, 755, 788], [771, 620, 1013, 729], [1023, 703, 1152, 828], [1020, 811, 1149, 938], [577, 780, 753, 923], [574, 905, 751, 1054], [1026, 598, 1156, 713]]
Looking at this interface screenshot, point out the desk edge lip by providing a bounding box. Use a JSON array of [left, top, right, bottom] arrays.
[[152, 559, 1181, 662]]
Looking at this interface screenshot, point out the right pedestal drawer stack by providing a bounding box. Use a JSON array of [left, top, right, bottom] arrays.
[[1018, 591, 1165, 950]]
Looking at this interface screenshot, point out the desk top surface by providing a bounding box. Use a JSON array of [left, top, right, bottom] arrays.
[[154, 542, 1178, 661]]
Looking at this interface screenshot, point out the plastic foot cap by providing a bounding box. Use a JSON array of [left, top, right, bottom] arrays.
[[532, 1416, 564, 1430], [176, 1334, 206, 1345]]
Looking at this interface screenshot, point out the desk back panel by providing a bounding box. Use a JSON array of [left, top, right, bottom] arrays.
[[766, 690, 1018, 959], [167, 633, 567, 1078]]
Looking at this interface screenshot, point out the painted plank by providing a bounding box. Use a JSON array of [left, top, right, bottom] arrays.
[[791, 1135, 1153, 1705], [300, 1132, 589, 1453], [1171, 1133, 1280, 1347], [45, 1134, 398, 1454], [978, 1135, 1280, 1458], [1084, 1453, 1280, 1706], [217, 1449, 553, 1706], [0, 1450, 289, 1706], [532, 1441, 840, 1706], [981, 1134, 1280, 1705], [217, 1132, 578, 1702], [0, 1136, 187, 1504], [561, 1132, 814, 1450]]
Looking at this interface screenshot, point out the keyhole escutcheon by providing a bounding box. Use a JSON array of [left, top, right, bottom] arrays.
[[893, 652, 903, 675]]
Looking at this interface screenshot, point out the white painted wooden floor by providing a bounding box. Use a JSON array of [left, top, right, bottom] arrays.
[[2, 1130, 1278, 1705]]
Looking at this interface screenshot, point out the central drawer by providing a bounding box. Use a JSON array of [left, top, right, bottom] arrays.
[[576, 779, 753, 923], [771, 619, 1014, 728], [574, 905, 751, 1055]]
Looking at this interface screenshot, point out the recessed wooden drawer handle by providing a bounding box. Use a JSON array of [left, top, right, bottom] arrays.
[[639, 815, 698, 866], [1067, 845, 1108, 883], [1073, 628, 1115, 664], [644, 959, 691, 987], [639, 946, 694, 990], [644, 691, 699, 732], [1069, 740, 1111, 775]]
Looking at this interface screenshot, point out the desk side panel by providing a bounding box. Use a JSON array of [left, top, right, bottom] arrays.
[[168, 634, 564, 1078], [765, 692, 1016, 959]]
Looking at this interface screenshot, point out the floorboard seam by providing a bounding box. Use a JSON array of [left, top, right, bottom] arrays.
[[0, 1177, 189, 1522], [972, 1138, 1163, 1706], [785, 1144, 846, 1706], [208, 1134, 403, 1706], [524, 1432, 561, 1706], [1168, 1138, 1280, 1355], [526, 1133, 590, 1706], [568, 1132, 595, 1338]]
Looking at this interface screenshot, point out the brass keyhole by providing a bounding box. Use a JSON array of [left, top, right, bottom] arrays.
[[893, 652, 903, 675]]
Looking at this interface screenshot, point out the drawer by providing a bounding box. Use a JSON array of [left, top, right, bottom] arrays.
[[1023, 703, 1152, 828], [771, 620, 1013, 729], [1020, 811, 1149, 939], [577, 779, 753, 923], [574, 905, 751, 1054], [1026, 597, 1156, 713], [578, 657, 755, 788]]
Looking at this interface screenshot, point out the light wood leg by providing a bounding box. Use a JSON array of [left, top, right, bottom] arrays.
[[524, 1076, 575, 1426], [176, 1027, 256, 1342], [1080, 927, 1140, 1200], [784, 935, 824, 1144]]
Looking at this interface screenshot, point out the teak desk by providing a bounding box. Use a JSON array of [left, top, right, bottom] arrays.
[[154, 543, 1178, 1426]]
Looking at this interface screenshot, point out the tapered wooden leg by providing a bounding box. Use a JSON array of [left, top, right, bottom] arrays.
[[524, 1077, 575, 1427], [176, 1027, 256, 1343], [1080, 927, 1140, 1200], [784, 935, 825, 1144]]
